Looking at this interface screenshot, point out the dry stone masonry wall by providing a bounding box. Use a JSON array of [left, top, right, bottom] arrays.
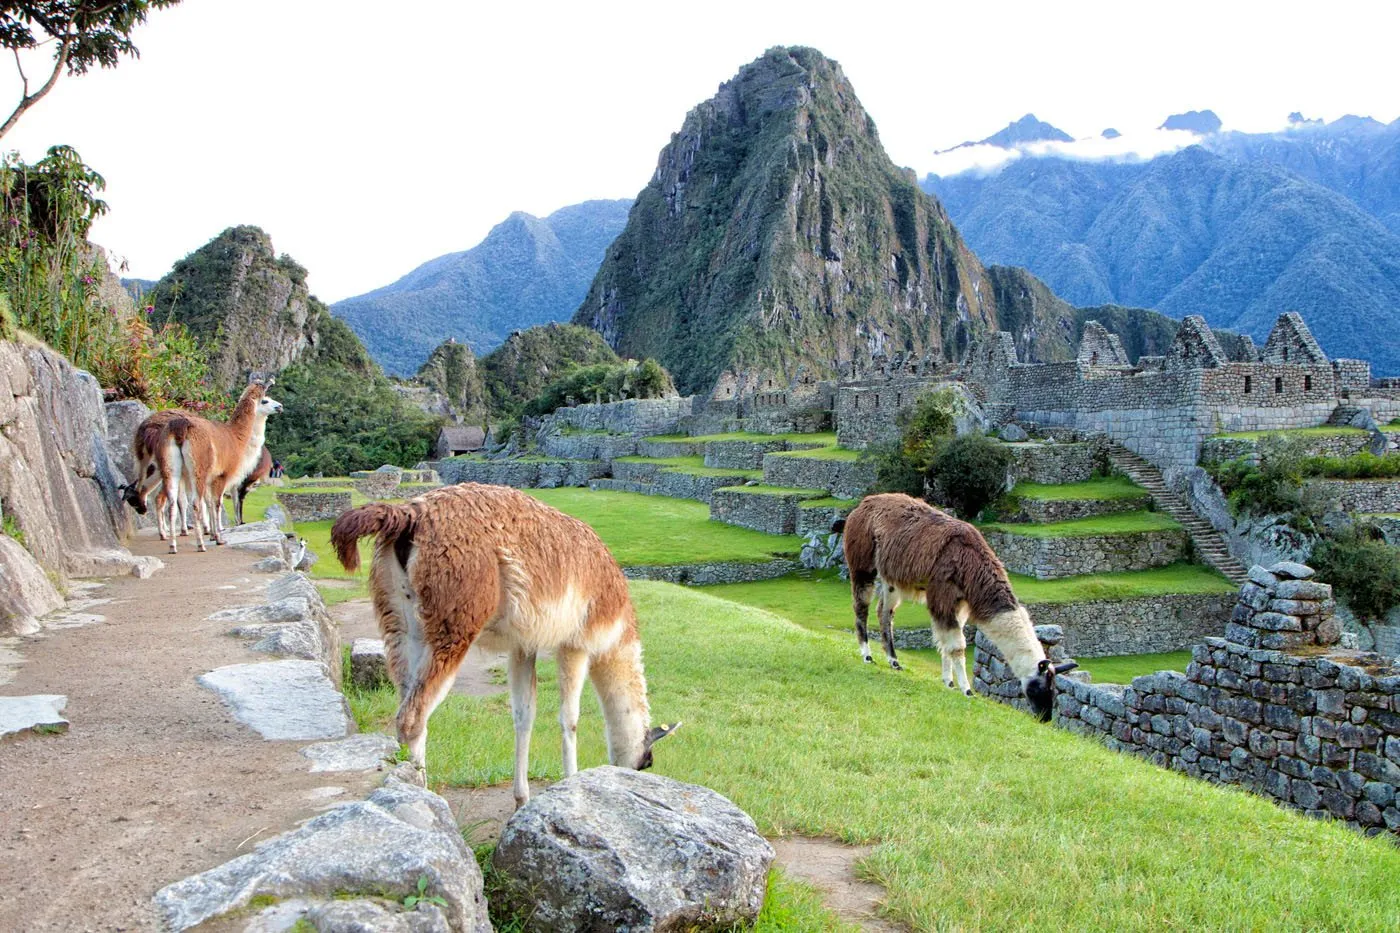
[[983, 527, 1188, 579], [762, 454, 874, 500], [1308, 479, 1400, 514], [977, 563, 1400, 836]]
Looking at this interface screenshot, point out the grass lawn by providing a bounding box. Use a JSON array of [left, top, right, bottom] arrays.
[[646, 431, 839, 446], [347, 582, 1400, 930], [1213, 426, 1367, 440], [1008, 563, 1237, 603], [769, 445, 864, 462], [1011, 476, 1147, 501], [799, 496, 858, 509], [615, 455, 709, 467], [715, 484, 829, 498], [981, 510, 1181, 538], [525, 488, 801, 565], [1083, 651, 1192, 684]]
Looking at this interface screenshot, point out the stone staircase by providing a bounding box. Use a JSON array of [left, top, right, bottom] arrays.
[[1105, 444, 1250, 586]]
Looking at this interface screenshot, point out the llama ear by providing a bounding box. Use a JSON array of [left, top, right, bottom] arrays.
[[265, 376, 275, 388], [645, 722, 682, 748], [1053, 661, 1079, 675]]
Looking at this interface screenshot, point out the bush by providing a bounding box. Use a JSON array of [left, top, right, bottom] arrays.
[[1210, 436, 1310, 519], [928, 434, 1013, 519], [897, 387, 960, 471], [867, 440, 925, 498], [522, 358, 674, 418], [1299, 451, 1400, 479], [1312, 530, 1400, 621]]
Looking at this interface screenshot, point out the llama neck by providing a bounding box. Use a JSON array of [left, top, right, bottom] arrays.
[[979, 606, 1047, 681], [590, 639, 651, 768]]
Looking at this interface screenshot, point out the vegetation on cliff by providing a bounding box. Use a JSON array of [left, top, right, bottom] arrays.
[[416, 338, 486, 422], [478, 323, 619, 415], [523, 357, 673, 418]]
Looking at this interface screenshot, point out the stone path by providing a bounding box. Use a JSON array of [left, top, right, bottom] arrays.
[[0, 531, 384, 931], [1107, 444, 1251, 585]]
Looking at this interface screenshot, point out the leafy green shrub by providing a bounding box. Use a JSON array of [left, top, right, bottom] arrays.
[[928, 434, 1013, 519], [522, 358, 673, 418], [1210, 436, 1310, 518], [1312, 530, 1400, 620], [897, 387, 960, 471], [867, 440, 925, 497], [1299, 451, 1400, 479]]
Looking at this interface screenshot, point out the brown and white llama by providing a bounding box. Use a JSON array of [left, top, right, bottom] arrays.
[[330, 482, 679, 806], [122, 410, 200, 540], [837, 492, 1076, 721], [122, 383, 282, 552], [231, 445, 273, 526]]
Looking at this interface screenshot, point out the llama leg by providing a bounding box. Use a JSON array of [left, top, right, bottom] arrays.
[[556, 646, 590, 779], [165, 492, 181, 554], [934, 615, 972, 695], [508, 649, 538, 808], [877, 581, 902, 671], [851, 576, 875, 663]]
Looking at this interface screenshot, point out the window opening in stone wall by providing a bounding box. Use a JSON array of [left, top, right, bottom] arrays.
[[1283, 347, 1289, 362], [1275, 377, 1283, 394], [1244, 375, 1251, 394], [874, 394, 880, 409], [1305, 375, 1312, 391]]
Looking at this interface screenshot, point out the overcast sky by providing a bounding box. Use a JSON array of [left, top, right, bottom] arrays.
[[3, 0, 1397, 302]]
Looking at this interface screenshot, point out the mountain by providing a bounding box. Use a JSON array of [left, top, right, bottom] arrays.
[[574, 46, 1014, 394], [333, 199, 632, 376], [1160, 110, 1222, 134], [145, 226, 338, 390], [478, 323, 619, 413], [924, 117, 1400, 374], [960, 114, 1072, 149]]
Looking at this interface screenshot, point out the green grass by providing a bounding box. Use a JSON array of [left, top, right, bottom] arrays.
[[646, 431, 839, 446], [615, 455, 709, 467], [280, 485, 357, 495], [769, 445, 864, 462], [1007, 563, 1238, 603], [525, 488, 800, 565], [1213, 426, 1368, 440], [1010, 476, 1147, 501], [714, 484, 829, 498], [346, 582, 1400, 930], [798, 496, 858, 509], [664, 464, 764, 480], [1081, 651, 1192, 684], [981, 510, 1181, 538]]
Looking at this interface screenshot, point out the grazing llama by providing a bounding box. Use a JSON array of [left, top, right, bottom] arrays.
[[231, 446, 273, 525], [330, 483, 679, 806], [122, 409, 197, 539], [837, 493, 1076, 721]]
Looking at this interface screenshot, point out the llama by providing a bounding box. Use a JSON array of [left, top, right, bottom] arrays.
[[837, 493, 1076, 721], [330, 482, 679, 806], [231, 445, 273, 526], [122, 410, 203, 541]]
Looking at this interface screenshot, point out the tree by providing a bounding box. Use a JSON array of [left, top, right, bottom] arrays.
[[2, 1, 181, 139], [928, 434, 1013, 520]]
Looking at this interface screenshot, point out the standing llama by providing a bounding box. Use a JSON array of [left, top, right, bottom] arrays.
[[231, 445, 273, 525], [330, 483, 679, 806], [122, 409, 196, 540], [837, 493, 1076, 721]]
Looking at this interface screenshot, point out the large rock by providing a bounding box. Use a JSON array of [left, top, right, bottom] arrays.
[[0, 534, 64, 635], [103, 398, 151, 483], [301, 733, 399, 773], [351, 638, 390, 690], [197, 660, 349, 740], [153, 771, 490, 931], [0, 694, 68, 737], [0, 340, 145, 588], [214, 573, 340, 679], [492, 766, 773, 931]]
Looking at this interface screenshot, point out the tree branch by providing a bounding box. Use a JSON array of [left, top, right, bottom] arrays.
[[12, 48, 29, 98], [0, 31, 74, 140]]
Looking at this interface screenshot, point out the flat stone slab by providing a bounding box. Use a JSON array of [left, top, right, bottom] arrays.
[[0, 694, 68, 736], [197, 660, 348, 741], [301, 733, 399, 772]]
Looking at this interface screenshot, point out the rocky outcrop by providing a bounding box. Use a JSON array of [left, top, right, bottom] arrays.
[[0, 339, 156, 634], [154, 767, 491, 931], [492, 766, 773, 931]]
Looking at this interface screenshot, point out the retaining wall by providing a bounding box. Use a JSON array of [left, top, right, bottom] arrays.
[[350, 471, 399, 499], [276, 491, 352, 522], [541, 396, 693, 436], [1008, 443, 1098, 484], [538, 432, 640, 460], [710, 489, 811, 535], [977, 564, 1400, 837], [1308, 479, 1400, 513], [1199, 432, 1372, 466], [1001, 495, 1149, 524], [705, 440, 788, 470], [436, 458, 608, 488], [622, 559, 801, 585], [983, 527, 1188, 579], [761, 454, 875, 500], [1025, 593, 1232, 656], [797, 503, 855, 537]]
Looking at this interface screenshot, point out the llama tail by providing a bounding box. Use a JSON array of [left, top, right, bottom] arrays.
[[330, 502, 415, 572]]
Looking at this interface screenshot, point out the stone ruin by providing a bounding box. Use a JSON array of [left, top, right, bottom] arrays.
[[976, 563, 1400, 836]]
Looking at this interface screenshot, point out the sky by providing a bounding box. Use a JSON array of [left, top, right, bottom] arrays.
[[3, 0, 1398, 302]]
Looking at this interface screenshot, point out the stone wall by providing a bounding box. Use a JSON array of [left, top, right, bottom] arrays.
[[542, 396, 693, 437], [350, 470, 400, 499], [705, 440, 787, 470], [1008, 443, 1098, 484], [978, 564, 1400, 837], [1003, 494, 1148, 524], [709, 489, 808, 535], [1200, 432, 1372, 466], [539, 432, 640, 461], [983, 528, 1188, 579], [1025, 593, 1232, 657], [637, 438, 704, 458], [436, 457, 608, 489], [797, 502, 856, 536], [623, 558, 801, 585], [276, 491, 352, 522], [761, 454, 875, 500], [1308, 479, 1400, 513]]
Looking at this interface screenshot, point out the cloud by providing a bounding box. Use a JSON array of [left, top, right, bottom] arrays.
[[924, 128, 1203, 179]]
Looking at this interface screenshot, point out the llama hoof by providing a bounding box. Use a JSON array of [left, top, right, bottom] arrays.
[[197, 544, 208, 553], [167, 546, 177, 555], [889, 660, 903, 671], [964, 689, 973, 697], [946, 680, 956, 689], [863, 656, 873, 664]]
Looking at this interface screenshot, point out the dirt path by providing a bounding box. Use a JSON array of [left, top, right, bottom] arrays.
[[771, 837, 905, 932], [0, 532, 383, 932]]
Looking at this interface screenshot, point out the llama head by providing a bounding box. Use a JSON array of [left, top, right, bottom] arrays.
[[1023, 658, 1078, 723], [256, 394, 284, 418], [118, 481, 148, 514], [633, 721, 682, 771]]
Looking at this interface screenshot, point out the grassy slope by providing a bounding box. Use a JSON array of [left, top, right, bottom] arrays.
[[1213, 426, 1367, 440], [1011, 476, 1147, 501], [646, 431, 839, 445], [715, 484, 828, 497], [349, 583, 1400, 930], [981, 510, 1181, 538], [770, 445, 863, 461], [525, 488, 801, 564]]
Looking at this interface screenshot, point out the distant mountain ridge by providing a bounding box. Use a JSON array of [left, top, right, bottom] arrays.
[[924, 113, 1400, 373], [333, 199, 632, 376]]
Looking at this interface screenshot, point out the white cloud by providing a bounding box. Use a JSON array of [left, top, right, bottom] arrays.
[[925, 128, 1206, 180]]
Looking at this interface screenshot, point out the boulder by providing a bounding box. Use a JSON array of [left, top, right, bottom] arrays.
[[1270, 561, 1316, 580], [301, 733, 399, 773], [0, 694, 68, 737], [0, 534, 64, 635], [153, 770, 490, 931], [103, 398, 151, 482], [492, 766, 773, 932], [997, 423, 1029, 442], [351, 638, 391, 690], [197, 660, 349, 740]]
